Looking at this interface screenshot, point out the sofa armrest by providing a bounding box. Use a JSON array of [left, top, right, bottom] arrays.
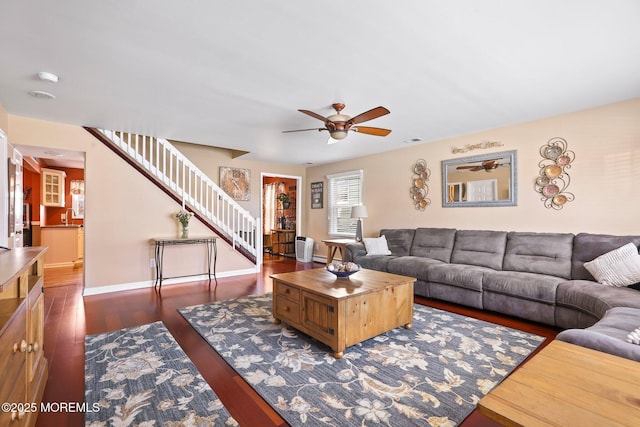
[[343, 242, 366, 262]]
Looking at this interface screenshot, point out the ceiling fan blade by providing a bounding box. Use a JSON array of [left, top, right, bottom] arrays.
[[282, 128, 326, 133], [352, 126, 392, 136], [298, 109, 329, 122], [349, 106, 390, 124]]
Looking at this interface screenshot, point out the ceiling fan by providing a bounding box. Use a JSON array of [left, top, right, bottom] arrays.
[[282, 103, 391, 142], [456, 159, 508, 172]]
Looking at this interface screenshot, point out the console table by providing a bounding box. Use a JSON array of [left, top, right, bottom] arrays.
[[478, 340, 640, 426], [151, 237, 217, 290]]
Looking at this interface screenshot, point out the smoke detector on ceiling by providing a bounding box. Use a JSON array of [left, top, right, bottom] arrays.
[[37, 71, 59, 83]]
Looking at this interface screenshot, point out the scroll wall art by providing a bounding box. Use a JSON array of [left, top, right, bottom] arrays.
[[534, 137, 575, 209], [410, 159, 431, 210]]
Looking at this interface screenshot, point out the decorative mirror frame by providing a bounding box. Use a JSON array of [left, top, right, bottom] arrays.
[[442, 150, 517, 208]]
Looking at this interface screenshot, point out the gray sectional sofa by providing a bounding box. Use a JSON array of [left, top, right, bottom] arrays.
[[343, 228, 640, 361]]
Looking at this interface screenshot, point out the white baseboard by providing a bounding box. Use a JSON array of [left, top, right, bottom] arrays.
[[313, 255, 328, 264], [82, 267, 258, 296]]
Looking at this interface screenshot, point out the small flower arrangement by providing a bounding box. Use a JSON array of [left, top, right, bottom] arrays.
[[175, 210, 192, 227]]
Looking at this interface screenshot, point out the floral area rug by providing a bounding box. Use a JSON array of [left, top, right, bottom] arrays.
[[179, 293, 545, 427], [84, 321, 237, 426]]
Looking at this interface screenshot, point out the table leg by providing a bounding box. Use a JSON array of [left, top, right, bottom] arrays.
[[327, 246, 337, 263], [155, 242, 165, 290]]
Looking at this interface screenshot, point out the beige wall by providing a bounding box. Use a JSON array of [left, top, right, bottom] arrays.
[[170, 141, 306, 219], [305, 98, 640, 258], [7, 116, 303, 293], [5, 98, 640, 288]]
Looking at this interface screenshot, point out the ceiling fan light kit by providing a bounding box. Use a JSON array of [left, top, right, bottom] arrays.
[[283, 102, 391, 143]]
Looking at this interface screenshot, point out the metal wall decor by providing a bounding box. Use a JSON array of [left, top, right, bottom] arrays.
[[535, 137, 575, 209], [411, 159, 431, 210], [451, 140, 504, 154]]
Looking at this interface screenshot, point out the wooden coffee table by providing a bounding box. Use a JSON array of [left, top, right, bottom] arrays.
[[270, 268, 415, 358], [478, 340, 640, 426]]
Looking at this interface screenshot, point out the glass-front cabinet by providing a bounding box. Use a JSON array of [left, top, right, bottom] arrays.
[[42, 168, 66, 207]]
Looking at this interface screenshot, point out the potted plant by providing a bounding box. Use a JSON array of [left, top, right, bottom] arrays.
[[277, 193, 290, 209]]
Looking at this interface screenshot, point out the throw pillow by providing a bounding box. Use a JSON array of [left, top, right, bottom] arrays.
[[627, 326, 640, 345], [363, 235, 392, 256], [584, 243, 640, 287]]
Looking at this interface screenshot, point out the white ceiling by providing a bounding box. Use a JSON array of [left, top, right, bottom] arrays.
[[1, 1, 639, 166]]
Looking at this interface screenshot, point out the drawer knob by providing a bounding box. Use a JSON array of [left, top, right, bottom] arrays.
[[29, 342, 40, 353], [284, 306, 290, 312], [14, 340, 28, 353]]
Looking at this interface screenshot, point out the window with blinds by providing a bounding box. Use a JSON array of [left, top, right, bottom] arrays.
[[327, 170, 363, 237]]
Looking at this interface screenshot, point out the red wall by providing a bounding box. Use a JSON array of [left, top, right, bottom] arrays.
[[43, 167, 85, 226]]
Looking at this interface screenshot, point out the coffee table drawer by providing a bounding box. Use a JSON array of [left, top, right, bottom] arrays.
[[274, 296, 301, 324], [275, 283, 301, 302]]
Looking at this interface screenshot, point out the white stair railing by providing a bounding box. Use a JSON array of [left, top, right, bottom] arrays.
[[96, 129, 259, 262]]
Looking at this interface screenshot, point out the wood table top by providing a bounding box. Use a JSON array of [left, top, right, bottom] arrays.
[[270, 267, 416, 300], [478, 340, 640, 426]]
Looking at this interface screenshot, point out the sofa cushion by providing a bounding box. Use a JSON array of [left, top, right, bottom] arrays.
[[380, 229, 415, 256], [556, 280, 640, 319], [556, 307, 640, 361], [353, 254, 396, 271], [571, 233, 640, 280], [410, 228, 457, 263], [428, 263, 493, 292], [450, 230, 507, 270], [583, 242, 640, 287], [483, 271, 564, 304], [503, 232, 573, 279], [387, 256, 444, 281]]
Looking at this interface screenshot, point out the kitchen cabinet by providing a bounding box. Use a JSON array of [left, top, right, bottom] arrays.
[[41, 168, 66, 207], [40, 226, 83, 267], [0, 247, 48, 426]]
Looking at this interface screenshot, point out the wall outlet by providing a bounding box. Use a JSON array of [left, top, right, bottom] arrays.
[[314, 243, 320, 250], [149, 258, 156, 268]]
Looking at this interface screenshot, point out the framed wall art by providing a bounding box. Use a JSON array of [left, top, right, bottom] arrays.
[[220, 167, 251, 201], [311, 181, 323, 209]]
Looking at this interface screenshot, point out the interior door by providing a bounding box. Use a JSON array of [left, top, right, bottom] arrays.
[[10, 149, 24, 248]]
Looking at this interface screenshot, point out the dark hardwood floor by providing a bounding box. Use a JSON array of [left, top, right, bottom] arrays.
[[37, 258, 559, 426]]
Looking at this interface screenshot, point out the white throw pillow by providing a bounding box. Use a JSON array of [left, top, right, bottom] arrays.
[[363, 235, 392, 256], [627, 326, 640, 345], [584, 243, 640, 287]]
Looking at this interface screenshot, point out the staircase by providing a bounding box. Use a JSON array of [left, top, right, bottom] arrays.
[[85, 127, 259, 265]]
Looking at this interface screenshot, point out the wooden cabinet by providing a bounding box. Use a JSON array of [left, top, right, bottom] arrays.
[[40, 226, 83, 267], [41, 168, 66, 207], [77, 226, 84, 260], [0, 247, 48, 426], [272, 269, 415, 358]]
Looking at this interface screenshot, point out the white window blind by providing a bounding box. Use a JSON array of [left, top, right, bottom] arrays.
[[327, 170, 363, 237]]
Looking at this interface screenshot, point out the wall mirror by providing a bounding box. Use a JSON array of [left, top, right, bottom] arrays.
[[442, 150, 517, 207]]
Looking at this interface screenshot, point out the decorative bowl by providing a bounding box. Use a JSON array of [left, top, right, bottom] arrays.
[[326, 262, 361, 279]]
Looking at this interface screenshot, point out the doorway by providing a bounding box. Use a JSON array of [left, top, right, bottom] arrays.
[[261, 173, 301, 261], [16, 145, 86, 288]]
